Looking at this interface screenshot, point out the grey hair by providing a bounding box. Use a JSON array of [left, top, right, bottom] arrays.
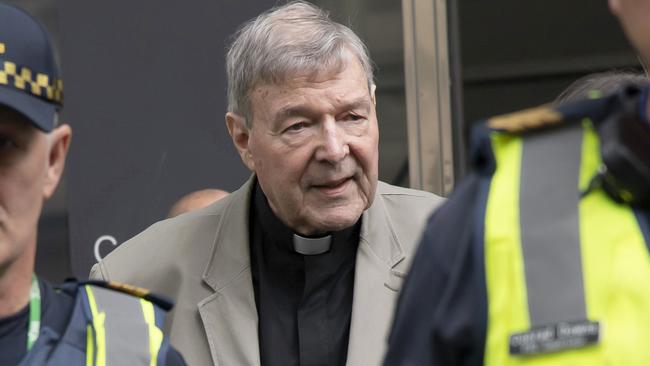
[[226, 1, 375, 126], [553, 70, 648, 106]]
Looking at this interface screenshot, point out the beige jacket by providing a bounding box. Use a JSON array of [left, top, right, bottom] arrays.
[[90, 177, 443, 366]]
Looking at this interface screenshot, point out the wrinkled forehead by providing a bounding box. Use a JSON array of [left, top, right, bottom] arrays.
[[247, 54, 372, 117], [257, 47, 366, 91]]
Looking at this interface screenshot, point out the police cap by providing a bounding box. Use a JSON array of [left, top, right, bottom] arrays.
[[0, 2, 62, 132]]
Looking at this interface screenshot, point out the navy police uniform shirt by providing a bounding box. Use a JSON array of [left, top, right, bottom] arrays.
[[0, 279, 187, 366], [383, 88, 650, 366]]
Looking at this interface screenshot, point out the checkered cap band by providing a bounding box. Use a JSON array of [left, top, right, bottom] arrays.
[[0, 57, 63, 105]]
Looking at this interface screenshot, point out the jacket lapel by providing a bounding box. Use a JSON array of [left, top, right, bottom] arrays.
[[198, 177, 261, 366], [346, 191, 405, 366], [194, 179, 404, 366]]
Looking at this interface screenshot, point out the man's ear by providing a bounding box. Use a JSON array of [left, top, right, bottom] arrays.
[[370, 84, 377, 106], [225, 112, 255, 171], [43, 124, 72, 199]]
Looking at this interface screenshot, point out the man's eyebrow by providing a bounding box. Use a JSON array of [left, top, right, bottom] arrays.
[[339, 97, 372, 113], [276, 105, 314, 121], [274, 96, 372, 124]]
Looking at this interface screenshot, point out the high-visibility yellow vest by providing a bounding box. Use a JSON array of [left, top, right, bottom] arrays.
[[20, 282, 169, 366], [483, 119, 650, 365]]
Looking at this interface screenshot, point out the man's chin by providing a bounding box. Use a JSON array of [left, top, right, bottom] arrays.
[[305, 212, 363, 234]]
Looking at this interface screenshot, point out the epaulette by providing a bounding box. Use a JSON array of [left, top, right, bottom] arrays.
[[487, 104, 564, 133], [80, 279, 174, 311]]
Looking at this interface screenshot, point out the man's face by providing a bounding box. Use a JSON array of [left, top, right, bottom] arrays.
[[228, 54, 379, 236], [610, 0, 650, 61], [0, 107, 69, 274]]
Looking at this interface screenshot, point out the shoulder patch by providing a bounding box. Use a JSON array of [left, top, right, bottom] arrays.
[[82, 280, 174, 311], [487, 104, 563, 133], [105, 280, 150, 298]]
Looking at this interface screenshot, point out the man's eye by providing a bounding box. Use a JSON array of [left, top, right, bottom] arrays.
[[343, 113, 364, 122], [286, 122, 307, 132]]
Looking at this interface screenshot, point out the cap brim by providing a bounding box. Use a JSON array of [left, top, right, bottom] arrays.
[[0, 85, 57, 132]]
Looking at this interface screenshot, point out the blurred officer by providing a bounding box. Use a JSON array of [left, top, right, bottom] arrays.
[[167, 188, 229, 218], [0, 3, 185, 365], [384, 1, 650, 365]]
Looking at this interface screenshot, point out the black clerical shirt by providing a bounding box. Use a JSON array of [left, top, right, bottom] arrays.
[[250, 184, 360, 366]]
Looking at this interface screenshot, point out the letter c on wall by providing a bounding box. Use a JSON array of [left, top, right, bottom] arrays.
[[94, 235, 118, 262]]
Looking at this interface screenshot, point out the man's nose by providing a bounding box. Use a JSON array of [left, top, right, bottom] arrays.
[[315, 119, 349, 163]]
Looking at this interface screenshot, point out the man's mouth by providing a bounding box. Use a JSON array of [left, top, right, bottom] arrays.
[[312, 177, 352, 195]]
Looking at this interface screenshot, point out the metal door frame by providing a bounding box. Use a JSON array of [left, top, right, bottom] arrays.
[[402, 0, 454, 195]]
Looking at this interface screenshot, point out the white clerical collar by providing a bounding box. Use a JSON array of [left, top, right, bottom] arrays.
[[292, 233, 332, 255]]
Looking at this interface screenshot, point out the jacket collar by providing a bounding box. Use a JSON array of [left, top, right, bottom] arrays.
[[202, 175, 255, 292], [360, 183, 406, 268], [346, 182, 406, 365], [202, 179, 406, 289]]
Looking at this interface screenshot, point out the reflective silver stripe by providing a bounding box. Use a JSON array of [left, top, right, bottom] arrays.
[[90, 286, 151, 365], [519, 124, 586, 327]]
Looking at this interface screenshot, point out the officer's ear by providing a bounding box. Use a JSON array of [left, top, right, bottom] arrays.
[[43, 124, 71, 199], [225, 112, 255, 171]]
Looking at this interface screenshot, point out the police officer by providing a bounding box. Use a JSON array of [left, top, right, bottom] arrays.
[[0, 3, 185, 365], [384, 1, 650, 365]]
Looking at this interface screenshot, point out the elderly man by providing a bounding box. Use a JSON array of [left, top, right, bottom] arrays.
[[91, 2, 443, 366], [384, 1, 650, 365], [0, 3, 185, 365]]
